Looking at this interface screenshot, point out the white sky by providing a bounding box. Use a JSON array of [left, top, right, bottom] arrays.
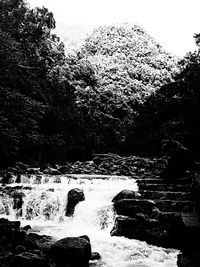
[[28, 0, 200, 56]]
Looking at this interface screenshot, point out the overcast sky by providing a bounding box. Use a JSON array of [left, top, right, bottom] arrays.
[[28, 0, 200, 57]]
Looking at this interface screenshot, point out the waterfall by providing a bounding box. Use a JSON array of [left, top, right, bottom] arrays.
[[0, 174, 178, 266]]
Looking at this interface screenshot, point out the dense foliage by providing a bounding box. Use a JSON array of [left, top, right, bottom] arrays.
[[0, 0, 84, 166], [65, 24, 178, 153], [2, 0, 199, 166], [124, 35, 200, 158]]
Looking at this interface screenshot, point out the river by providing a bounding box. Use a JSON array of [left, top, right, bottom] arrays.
[[0, 174, 178, 266]]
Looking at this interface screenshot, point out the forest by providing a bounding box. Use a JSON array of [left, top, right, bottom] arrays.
[[1, 0, 200, 167]]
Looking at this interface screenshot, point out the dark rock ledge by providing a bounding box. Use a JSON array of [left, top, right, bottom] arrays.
[[111, 174, 200, 267]]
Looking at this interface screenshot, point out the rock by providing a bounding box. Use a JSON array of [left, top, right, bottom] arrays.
[[57, 154, 165, 177], [79, 235, 90, 243], [114, 199, 156, 217], [50, 236, 91, 267], [0, 218, 54, 267], [54, 176, 61, 183], [11, 191, 24, 209], [65, 188, 85, 216], [35, 175, 43, 184], [11, 230, 28, 247], [0, 219, 38, 252], [11, 191, 25, 217], [15, 174, 21, 183], [28, 233, 53, 249], [39, 162, 49, 172], [135, 213, 149, 225], [111, 213, 183, 248], [23, 225, 31, 231], [158, 212, 184, 228], [43, 167, 61, 175], [0, 154, 167, 181], [114, 201, 144, 217], [12, 252, 48, 267], [59, 164, 70, 174], [91, 252, 101, 260], [144, 229, 172, 248], [110, 216, 138, 238], [112, 189, 141, 203], [15, 162, 30, 171], [93, 156, 101, 165]]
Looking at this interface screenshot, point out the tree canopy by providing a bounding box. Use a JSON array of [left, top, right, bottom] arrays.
[[0, 0, 79, 166], [65, 23, 178, 154], [2, 1, 199, 166], [124, 35, 200, 158]]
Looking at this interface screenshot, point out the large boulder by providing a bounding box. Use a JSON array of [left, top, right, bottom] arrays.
[[50, 236, 91, 267], [114, 199, 156, 216], [11, 191, 25, 217], [110, 214, 181, 248], [112, 189, 140, 203], [65, 188, 85, 216], [111, 215, 149, 239], [111, 216, 138, 238]]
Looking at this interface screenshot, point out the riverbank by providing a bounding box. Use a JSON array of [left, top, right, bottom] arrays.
[[0, 154, 168, 183]]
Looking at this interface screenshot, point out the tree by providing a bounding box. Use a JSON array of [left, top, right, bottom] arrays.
[[65, 23, 178, 154], [0, 0, 76, 166], [124, 34, 200, 158]]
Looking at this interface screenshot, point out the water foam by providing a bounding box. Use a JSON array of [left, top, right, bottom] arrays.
[[0, 175, 178, 266]]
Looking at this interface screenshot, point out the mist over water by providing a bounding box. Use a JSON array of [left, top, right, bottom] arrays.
[[0, 175, 178, 266]]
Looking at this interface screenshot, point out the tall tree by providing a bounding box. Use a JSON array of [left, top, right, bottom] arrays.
[[124, 34, 200, 157], [0, 0, 76, 166]]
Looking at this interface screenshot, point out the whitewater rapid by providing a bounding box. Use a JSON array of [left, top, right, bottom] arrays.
[[0, 174, 178, 266]]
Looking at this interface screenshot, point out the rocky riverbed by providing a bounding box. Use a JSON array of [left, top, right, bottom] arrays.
[[1, 154, 200, 266], [0, 154, 168, 184]]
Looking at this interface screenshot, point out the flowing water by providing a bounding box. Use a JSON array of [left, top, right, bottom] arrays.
[[0, 174, 178, 266]]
